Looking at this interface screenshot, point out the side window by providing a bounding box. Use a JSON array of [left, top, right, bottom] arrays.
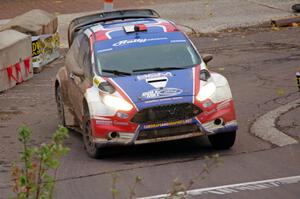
[[70, 34, 83, 67], [79, 36, 92, 77]]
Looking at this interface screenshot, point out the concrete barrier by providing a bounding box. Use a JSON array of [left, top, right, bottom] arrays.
[[0, 30, 32, 92], [0, 9, 60, 73], [0, 9, 58, 35]]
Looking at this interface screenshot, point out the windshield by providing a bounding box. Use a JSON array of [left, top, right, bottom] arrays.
[[96, 42, 201, 75]]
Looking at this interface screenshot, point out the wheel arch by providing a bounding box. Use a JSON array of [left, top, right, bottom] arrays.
[[55, 79, 60, 99], [55, 66, 79, 127], [82, 98, 89, 115], [210, 72, 233, 103], [55, 67, 69, 102]]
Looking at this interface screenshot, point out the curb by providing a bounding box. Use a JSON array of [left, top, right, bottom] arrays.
[[251, 99, 300, 147]]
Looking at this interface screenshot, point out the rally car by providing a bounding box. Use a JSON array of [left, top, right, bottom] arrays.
[[55, 9, 238, 158]]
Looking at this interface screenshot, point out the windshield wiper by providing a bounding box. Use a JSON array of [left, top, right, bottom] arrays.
[[102, 69, 132, 76], [133, 67, 186, 73]]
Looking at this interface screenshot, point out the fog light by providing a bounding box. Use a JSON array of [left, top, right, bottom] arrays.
[[214, 118, 223, 126], [108, 132, 120, 140]]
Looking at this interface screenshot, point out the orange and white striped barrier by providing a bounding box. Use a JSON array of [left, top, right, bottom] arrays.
[[104, 0, 113, 11]]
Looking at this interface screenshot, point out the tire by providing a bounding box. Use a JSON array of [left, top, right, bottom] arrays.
[[208, 131, 236, 150], [292, 4, 300, 12], [82, 107, 102, 158], [55, 86, 66, 126]]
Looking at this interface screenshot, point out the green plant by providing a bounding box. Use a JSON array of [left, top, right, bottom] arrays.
[[128, 176, 143, 199], [109, 154, 221, 199], [167, 154, 223, 198], [11, 125, 69, 199], [110, 173, 143, 199], [111, 173, 119, 199]]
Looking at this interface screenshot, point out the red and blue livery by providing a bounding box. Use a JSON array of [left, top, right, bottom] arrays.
[[55, 9, 238, 158]]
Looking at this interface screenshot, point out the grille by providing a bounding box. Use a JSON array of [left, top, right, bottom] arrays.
[[137, 124, 199, 140], [131, 103, 202, 124]]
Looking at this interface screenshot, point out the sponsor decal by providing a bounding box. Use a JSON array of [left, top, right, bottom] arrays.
[[97, 48, 113, 53], [93, 76, 103, 86], [113, 121, 129, 126], [95, 120, 113, 125], [170, 39, 187, 43], [143, 119, 193, 129], [142, 87, 183, 99], [216, 99, 231, 110], [202, 101, 213, 108], [137, 72, 173, 81], [117, 112, 129, 119], [112, 37, 168, 47], [144, 96, 183, 104], [204, 108, 217, 115]]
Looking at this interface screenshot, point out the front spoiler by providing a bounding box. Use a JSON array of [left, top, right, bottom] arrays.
[[93, 120, 238, 148], [201, 120, 238, 134]]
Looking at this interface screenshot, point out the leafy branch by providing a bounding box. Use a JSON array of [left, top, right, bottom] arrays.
[[168, 154, 223, 198], [109, 154, 222, 199], [11, 125, 69, 199]]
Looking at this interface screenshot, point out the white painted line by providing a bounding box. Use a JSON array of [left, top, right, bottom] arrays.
[[138, 175, 300, 199], [251, 99, 299, 147]]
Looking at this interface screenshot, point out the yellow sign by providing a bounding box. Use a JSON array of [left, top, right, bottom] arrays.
[[32, 39, 42, 57], [53, 32, 60, 47], [297, 72, 300, 91]]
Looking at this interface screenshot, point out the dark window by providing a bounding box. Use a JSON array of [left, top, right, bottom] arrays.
[[79, 36, 92, 77], [96, 42, 201, 75], [69, 34, 84, 68]]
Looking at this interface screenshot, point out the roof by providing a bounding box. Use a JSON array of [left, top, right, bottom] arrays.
[[89, 18, 178, 42], [68, 9, 161, 46], [88, 17, 187, 55]]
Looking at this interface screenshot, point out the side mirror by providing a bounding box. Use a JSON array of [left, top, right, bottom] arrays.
[[202, 54, 213, 65]]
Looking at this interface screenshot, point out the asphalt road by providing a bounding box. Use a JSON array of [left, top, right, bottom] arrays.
[[0, 26, 299, 199]]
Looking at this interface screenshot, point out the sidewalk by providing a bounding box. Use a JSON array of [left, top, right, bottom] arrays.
[[0, 0, 299, 47], [0, 0, 184, 19], [150, 0, 298, 33]]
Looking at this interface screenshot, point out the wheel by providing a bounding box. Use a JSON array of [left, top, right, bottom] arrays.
[[83, 107, 102, 158], [55, 86, 66, 126], [292, 4, 300, 12], [208, 131, 236, 150]]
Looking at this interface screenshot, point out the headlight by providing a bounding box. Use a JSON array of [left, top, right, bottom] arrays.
[[196, 82, 216, 101], [103, 95, 133, 111]]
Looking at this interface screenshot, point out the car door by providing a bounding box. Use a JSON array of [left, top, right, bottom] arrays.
[[66, 34, 93, 122]]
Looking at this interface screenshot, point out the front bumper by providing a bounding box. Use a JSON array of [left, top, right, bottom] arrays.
[[91, 99, 238, 148], [92, 119, 238, 148]]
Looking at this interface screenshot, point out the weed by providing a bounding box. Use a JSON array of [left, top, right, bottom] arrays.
[[10, 125, 69, 199]]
